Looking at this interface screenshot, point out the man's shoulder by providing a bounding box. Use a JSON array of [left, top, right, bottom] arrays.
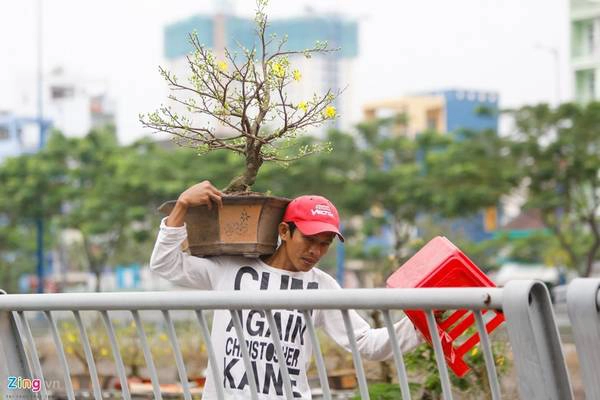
[[210, 255, 262, 267]]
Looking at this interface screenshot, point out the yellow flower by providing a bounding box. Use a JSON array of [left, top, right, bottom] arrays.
[[100, 348, 109, 357], [292, 69, 302, 81], [471, 347, 479, 357], [67, 333, 77, 343], [159, 333, 169, 342], [323, 105, 336, 119], [297, 101, 308, 113], [66, 346, 74, 355], [217, 61, 228, 72], [272, 62, 285, 78]]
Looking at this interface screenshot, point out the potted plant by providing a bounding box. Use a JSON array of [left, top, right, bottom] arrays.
[[59, 320, 114, 390], [140, 0, 339, 257]]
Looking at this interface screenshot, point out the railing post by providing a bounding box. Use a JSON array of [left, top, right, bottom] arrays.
[[566, 278, 600, 400], [503, 280, 573, 400], [0, 290, 31, 398]]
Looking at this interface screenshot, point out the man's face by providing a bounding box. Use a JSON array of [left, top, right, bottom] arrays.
[[281, 223, 335, 272]]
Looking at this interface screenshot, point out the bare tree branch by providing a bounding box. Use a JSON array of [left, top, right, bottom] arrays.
[[141, 0, 341, 192]]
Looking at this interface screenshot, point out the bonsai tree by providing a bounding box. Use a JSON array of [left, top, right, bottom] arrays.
[[141, 0, 340, 193], [59, 320, 111, 379]]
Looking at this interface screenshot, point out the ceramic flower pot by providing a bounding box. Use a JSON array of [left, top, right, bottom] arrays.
[[159, 195, 290, 257]]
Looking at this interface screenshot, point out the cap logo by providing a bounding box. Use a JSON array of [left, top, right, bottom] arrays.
[[311, 204, 334, 217]]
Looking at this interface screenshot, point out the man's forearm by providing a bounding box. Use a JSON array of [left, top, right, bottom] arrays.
[[166, 200, 189, 227]]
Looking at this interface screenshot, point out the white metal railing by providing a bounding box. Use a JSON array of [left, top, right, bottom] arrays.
[[566, 278, 600, 400], [0, 281, 575, 400]]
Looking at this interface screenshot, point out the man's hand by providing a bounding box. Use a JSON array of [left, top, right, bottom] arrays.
[[166, 181, 224, 227], [177, 180, 224, 209]]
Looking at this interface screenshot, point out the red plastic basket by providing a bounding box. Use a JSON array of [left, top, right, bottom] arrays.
[[386, 236, 504, 377]]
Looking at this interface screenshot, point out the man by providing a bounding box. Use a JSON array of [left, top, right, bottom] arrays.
[[150, 180, 421, 399]]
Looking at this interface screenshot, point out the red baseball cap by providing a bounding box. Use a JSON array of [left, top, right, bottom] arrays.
[[283, 195, 344, 242]]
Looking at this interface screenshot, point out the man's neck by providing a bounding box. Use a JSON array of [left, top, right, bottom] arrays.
[[262, 248, 298, 273]]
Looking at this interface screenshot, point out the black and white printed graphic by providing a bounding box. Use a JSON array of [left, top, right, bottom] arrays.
[[222, 266, 318, 397]]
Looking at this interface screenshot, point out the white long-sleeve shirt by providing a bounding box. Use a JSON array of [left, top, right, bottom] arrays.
[[150, 218, 421, 399]]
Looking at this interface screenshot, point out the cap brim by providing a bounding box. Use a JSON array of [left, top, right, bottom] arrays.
[[294, 220, 345, 242]]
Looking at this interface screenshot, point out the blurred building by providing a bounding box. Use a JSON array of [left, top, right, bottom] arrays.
[[0, 112, 51, 163], [0, 113, 25, 162], [6, 67, 115, 135], [163, 12, 358, 134], [0, 68, 116, 163], [570, 0, 600, 102], [45, 67, 116, 137], [363, 89, 499, 138], [363, 89, 500, 243]]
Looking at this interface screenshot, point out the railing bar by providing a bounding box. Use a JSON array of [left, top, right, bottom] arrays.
[[425, 310, 453, 400], [162, 310, 192, 400], [264, 310, 295, 399], [17, 311, 48, 399], [230, 310, 259, 400], [100, 311, 131, 400], [72, 310, 102, 400], [382, 310, 411, 400], [12, 311, 34, 374], [131, 310, 163, 400], [0, 288, 505, 311], [44, 311, 76, 400], [341, 310, 370, 400], [195, 310, 225, 400], [474, 310, 501, 400], [567, 279, 600, 400], [302, 310, 331, 400]]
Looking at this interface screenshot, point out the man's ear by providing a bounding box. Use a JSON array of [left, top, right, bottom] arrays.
[[279, 222, 292, 242]]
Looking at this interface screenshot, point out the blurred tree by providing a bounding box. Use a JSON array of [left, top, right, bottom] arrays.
[[0, 125, 245, 291], [58, 126, 248, 290], [0, 119, 266, 291], [0, 132, 71, 292], [254, 119, 518, 277], [253, 129, 367, 214], [413, 128, 519, 272], [356, 119, 431, 264], [495, 231, 568, 267], [0, 224, 36, 292], [350, 119, 518, 268], [55, 126, 158, 291], [509, 102, 600, 276], [423, 129, 520, 218]]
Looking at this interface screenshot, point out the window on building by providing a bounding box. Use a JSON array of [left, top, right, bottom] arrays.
[[583, 18, 600, 56], [586, 22, 595, 54], [426, 108, 441, 131], [0, 126, 9, 141], [426, 117, 437, 131], [576, 69, 596, 102], [590, 18, 600, 56], [50, 85, 74, 100]]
